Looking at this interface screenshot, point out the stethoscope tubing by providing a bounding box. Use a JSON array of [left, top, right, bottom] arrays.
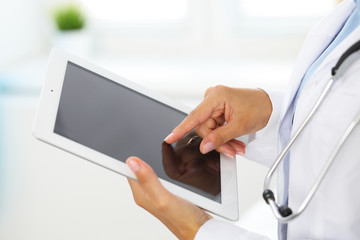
[[263, 77, 334, 222], [263, 39, 360, 222], [266, 108, 360, 222], [263, 77, 334, 191]]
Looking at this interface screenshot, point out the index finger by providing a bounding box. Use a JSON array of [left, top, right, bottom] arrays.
[[164, 98, 216, 144]]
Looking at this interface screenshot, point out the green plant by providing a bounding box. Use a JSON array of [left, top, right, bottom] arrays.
[[53, 4, 85, 31]]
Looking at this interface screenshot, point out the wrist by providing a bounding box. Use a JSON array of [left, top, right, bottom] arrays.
[[256, 88, 273, 129], [180, 212, 212, 240]]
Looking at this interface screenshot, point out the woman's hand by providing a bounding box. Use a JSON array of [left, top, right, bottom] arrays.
[[126, 157, 212, 240], [165, 86, 273, 158]]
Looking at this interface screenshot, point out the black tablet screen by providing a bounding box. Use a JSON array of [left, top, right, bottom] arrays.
[[54, 62, 221, 202]]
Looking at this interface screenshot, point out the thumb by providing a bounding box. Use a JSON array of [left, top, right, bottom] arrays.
[[200, 121, 244, 154], [126, 157, 167, 198]]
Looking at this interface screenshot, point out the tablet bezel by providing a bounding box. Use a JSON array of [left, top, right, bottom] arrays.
[[33, 48, 239, 221]]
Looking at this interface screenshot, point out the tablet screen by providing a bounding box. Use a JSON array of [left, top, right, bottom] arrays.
[[54, 62, 221, 202]]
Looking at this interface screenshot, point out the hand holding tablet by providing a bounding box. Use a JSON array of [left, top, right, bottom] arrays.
[[33, 48, 239, 221], [126, 156, 213, 240]]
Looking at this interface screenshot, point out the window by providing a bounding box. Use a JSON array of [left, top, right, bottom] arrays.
[[72, 0, 339, 59], [238, 0, 335, 18], [79, 0, 188, 28], [234, 0, 337, 34]]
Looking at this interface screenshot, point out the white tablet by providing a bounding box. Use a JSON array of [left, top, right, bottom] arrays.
[[33, 48, 239, 220]]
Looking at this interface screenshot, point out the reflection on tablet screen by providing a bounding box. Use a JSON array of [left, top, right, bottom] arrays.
[[163, 132, 220, 196], [54, 62, 221, 203]]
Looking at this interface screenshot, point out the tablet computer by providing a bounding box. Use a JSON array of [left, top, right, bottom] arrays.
[[33, 48, 239, 220]]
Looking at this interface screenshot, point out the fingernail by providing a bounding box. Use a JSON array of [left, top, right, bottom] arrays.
[[224, 152, 235, 159], [164, 132, 174, 142], [236, 151, 245, 156], [127, 158, 140, 172], [202, 142, 215, 154]]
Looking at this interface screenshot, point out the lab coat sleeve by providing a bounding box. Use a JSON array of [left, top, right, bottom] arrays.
[[194, 219, 271, 240], [243, 89, 285, 167]]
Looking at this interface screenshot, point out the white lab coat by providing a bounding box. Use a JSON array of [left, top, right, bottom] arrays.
[[195, 0, 360, 239]]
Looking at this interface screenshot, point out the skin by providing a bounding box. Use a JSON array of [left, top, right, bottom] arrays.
[[127, 157, 212, 240], [165, 86, 273, 157], [127, 86, 273, 239]]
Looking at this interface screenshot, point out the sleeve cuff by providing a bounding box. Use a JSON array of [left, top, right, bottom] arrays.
[[194, 219, 271, 240], [244, 89, 285, 167]]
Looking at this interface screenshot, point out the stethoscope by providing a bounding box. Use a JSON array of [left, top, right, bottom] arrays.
[[263, 40, 360, 222]]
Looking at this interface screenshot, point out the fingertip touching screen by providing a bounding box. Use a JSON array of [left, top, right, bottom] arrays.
[[54, 62, 221, 203]]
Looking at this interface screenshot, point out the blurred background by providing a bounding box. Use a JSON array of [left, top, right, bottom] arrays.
[[0, 0, 339, 239]]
